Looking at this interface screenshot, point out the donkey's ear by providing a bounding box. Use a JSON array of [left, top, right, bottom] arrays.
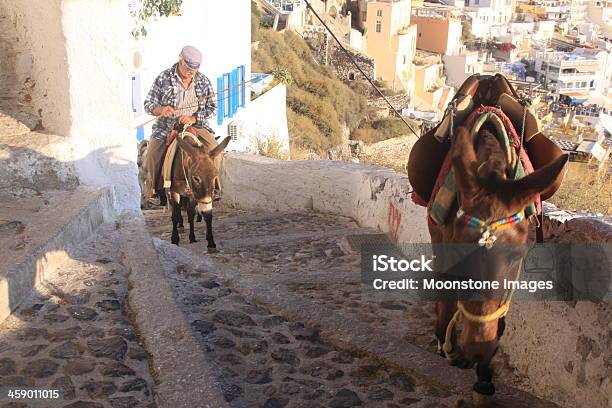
[[176, 135, 200, 157], [451, 126, 478, 196], [210, 136, 231, 158], [499, 154, 569, 212]]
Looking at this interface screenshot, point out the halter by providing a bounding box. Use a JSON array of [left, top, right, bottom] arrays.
[[441, 206, 525, 356], [442, 258, 522, 355], [456, 207, 526, 249], [179, 125, 203, 197]]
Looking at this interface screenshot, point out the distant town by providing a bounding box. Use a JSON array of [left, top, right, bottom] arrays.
[[257, 0, 612, 172]]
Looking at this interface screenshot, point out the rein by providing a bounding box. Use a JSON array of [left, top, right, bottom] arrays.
[[442, 258, 523, 355], [179, 125, 203, 197]]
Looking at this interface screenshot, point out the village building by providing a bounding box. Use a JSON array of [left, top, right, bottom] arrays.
[[534, 47, 612, 96], [411, 4, 463, 55], [411, 51, 455, 119], [463, 0, 515, 38], [359, 0, 418, 95]]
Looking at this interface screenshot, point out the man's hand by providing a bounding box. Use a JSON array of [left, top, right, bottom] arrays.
[[178, 115, 197, 125], [153, 106, 176, 117]]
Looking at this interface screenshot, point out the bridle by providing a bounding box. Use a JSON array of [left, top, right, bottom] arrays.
[[179, 124, 203, 198], [456, 207, 527, 249], [440, 91, 532, 356], [442, 205, 526, 352]]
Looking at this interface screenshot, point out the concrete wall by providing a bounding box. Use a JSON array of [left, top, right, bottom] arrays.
[[0, 0, 70, 135], [220, 153, 612, 408], [220, 154, 430, 243], [230, 84, 290, 157], [501, 202, 612, 408], [1, 0, 140, 212]]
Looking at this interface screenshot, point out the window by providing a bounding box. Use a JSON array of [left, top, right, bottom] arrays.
[[377, 9, 383, 17], [217, 64, 247, 125], [376, 21, 382, 32], [403, 55, 407, 64]]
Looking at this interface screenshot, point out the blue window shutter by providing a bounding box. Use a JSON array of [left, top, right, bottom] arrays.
[[217, 76, 224, 125], [230, 69, 237, 117], [239, 65, 246, 108], [224, 73, 231, 118]]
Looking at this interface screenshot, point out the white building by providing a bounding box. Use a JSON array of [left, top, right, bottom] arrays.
[[131, 0, 289, 156], [534, 48, 612, 94], [464, 0, 515, 38], [443, 48, 483, 87]]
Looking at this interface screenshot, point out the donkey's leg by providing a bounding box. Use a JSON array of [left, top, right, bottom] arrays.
[[203, 211, 217, 252], [171, 200, 181, 246], [178, 196, 188, 229], [472, 360, 496, 407], [435, 301, 473, 368], [187, 204, 197, 243], [435, 300, 457, 356]]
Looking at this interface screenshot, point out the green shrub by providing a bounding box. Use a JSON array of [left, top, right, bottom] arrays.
[[251, 11, 367, 154], [352, 117, 417, 144]]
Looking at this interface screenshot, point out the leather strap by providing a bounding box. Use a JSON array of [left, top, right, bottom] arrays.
[[536, 212, 544, 243]]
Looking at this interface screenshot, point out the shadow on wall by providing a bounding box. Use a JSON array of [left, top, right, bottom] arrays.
[[0, 141, 137, 320], [0, 0, 72, 135]]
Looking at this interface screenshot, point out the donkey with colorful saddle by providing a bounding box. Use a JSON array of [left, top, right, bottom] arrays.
[[407, 74, 568, 405]]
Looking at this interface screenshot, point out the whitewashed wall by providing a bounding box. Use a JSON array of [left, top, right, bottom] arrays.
[[64, 1, 138, 212], [133, 0, 252, 140], [1, 0, 139, 212], [230, 84, 290, 156]]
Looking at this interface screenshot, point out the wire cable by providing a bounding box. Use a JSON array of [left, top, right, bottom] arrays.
[[302, 0, 420, 138]]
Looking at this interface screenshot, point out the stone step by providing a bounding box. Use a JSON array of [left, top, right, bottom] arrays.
[[0, 220, 156, 407], [0, 128, 78, 193], [119, 215, 229, 408], [0, 187, 114, 323]]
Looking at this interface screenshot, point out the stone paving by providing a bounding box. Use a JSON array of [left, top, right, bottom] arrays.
[[0, 223, 155, 408], [145, 206, 439, 353], [154, 234, 463, 408], [144, 204, 549, 407]]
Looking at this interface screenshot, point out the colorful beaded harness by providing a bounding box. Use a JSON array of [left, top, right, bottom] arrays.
[[456, 208, 526, 249]]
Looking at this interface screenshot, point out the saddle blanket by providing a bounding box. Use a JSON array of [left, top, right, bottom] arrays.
[[428, 106, 540, 226]]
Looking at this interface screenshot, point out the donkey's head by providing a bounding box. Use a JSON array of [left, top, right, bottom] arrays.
[[176, 135, 230, 214], [448, 125, 568, 364]]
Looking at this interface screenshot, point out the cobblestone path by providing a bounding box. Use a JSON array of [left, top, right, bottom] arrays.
[[0, 223, 155, 408], [144, 206, 471, 408]]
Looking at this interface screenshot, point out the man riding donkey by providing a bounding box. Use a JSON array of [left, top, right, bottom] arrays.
[[143, 45, 220, 206]]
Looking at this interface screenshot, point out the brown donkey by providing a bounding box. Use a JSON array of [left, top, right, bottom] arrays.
[[168, 131, 230, 249], [429, 125, 568, 405]]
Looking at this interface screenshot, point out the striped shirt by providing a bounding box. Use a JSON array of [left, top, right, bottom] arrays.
[[144, 63, 217, 141]]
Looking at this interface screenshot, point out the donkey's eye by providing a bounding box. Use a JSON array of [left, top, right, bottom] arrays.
[[192, 176, 202, 184]]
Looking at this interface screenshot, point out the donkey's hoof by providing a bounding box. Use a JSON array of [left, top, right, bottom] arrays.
[[472, 390, 494, 408], [207, 246, 218, 253], [189, 238, 198, 244], [171, 237, 179, 246], [450, 357, 474, 369]]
